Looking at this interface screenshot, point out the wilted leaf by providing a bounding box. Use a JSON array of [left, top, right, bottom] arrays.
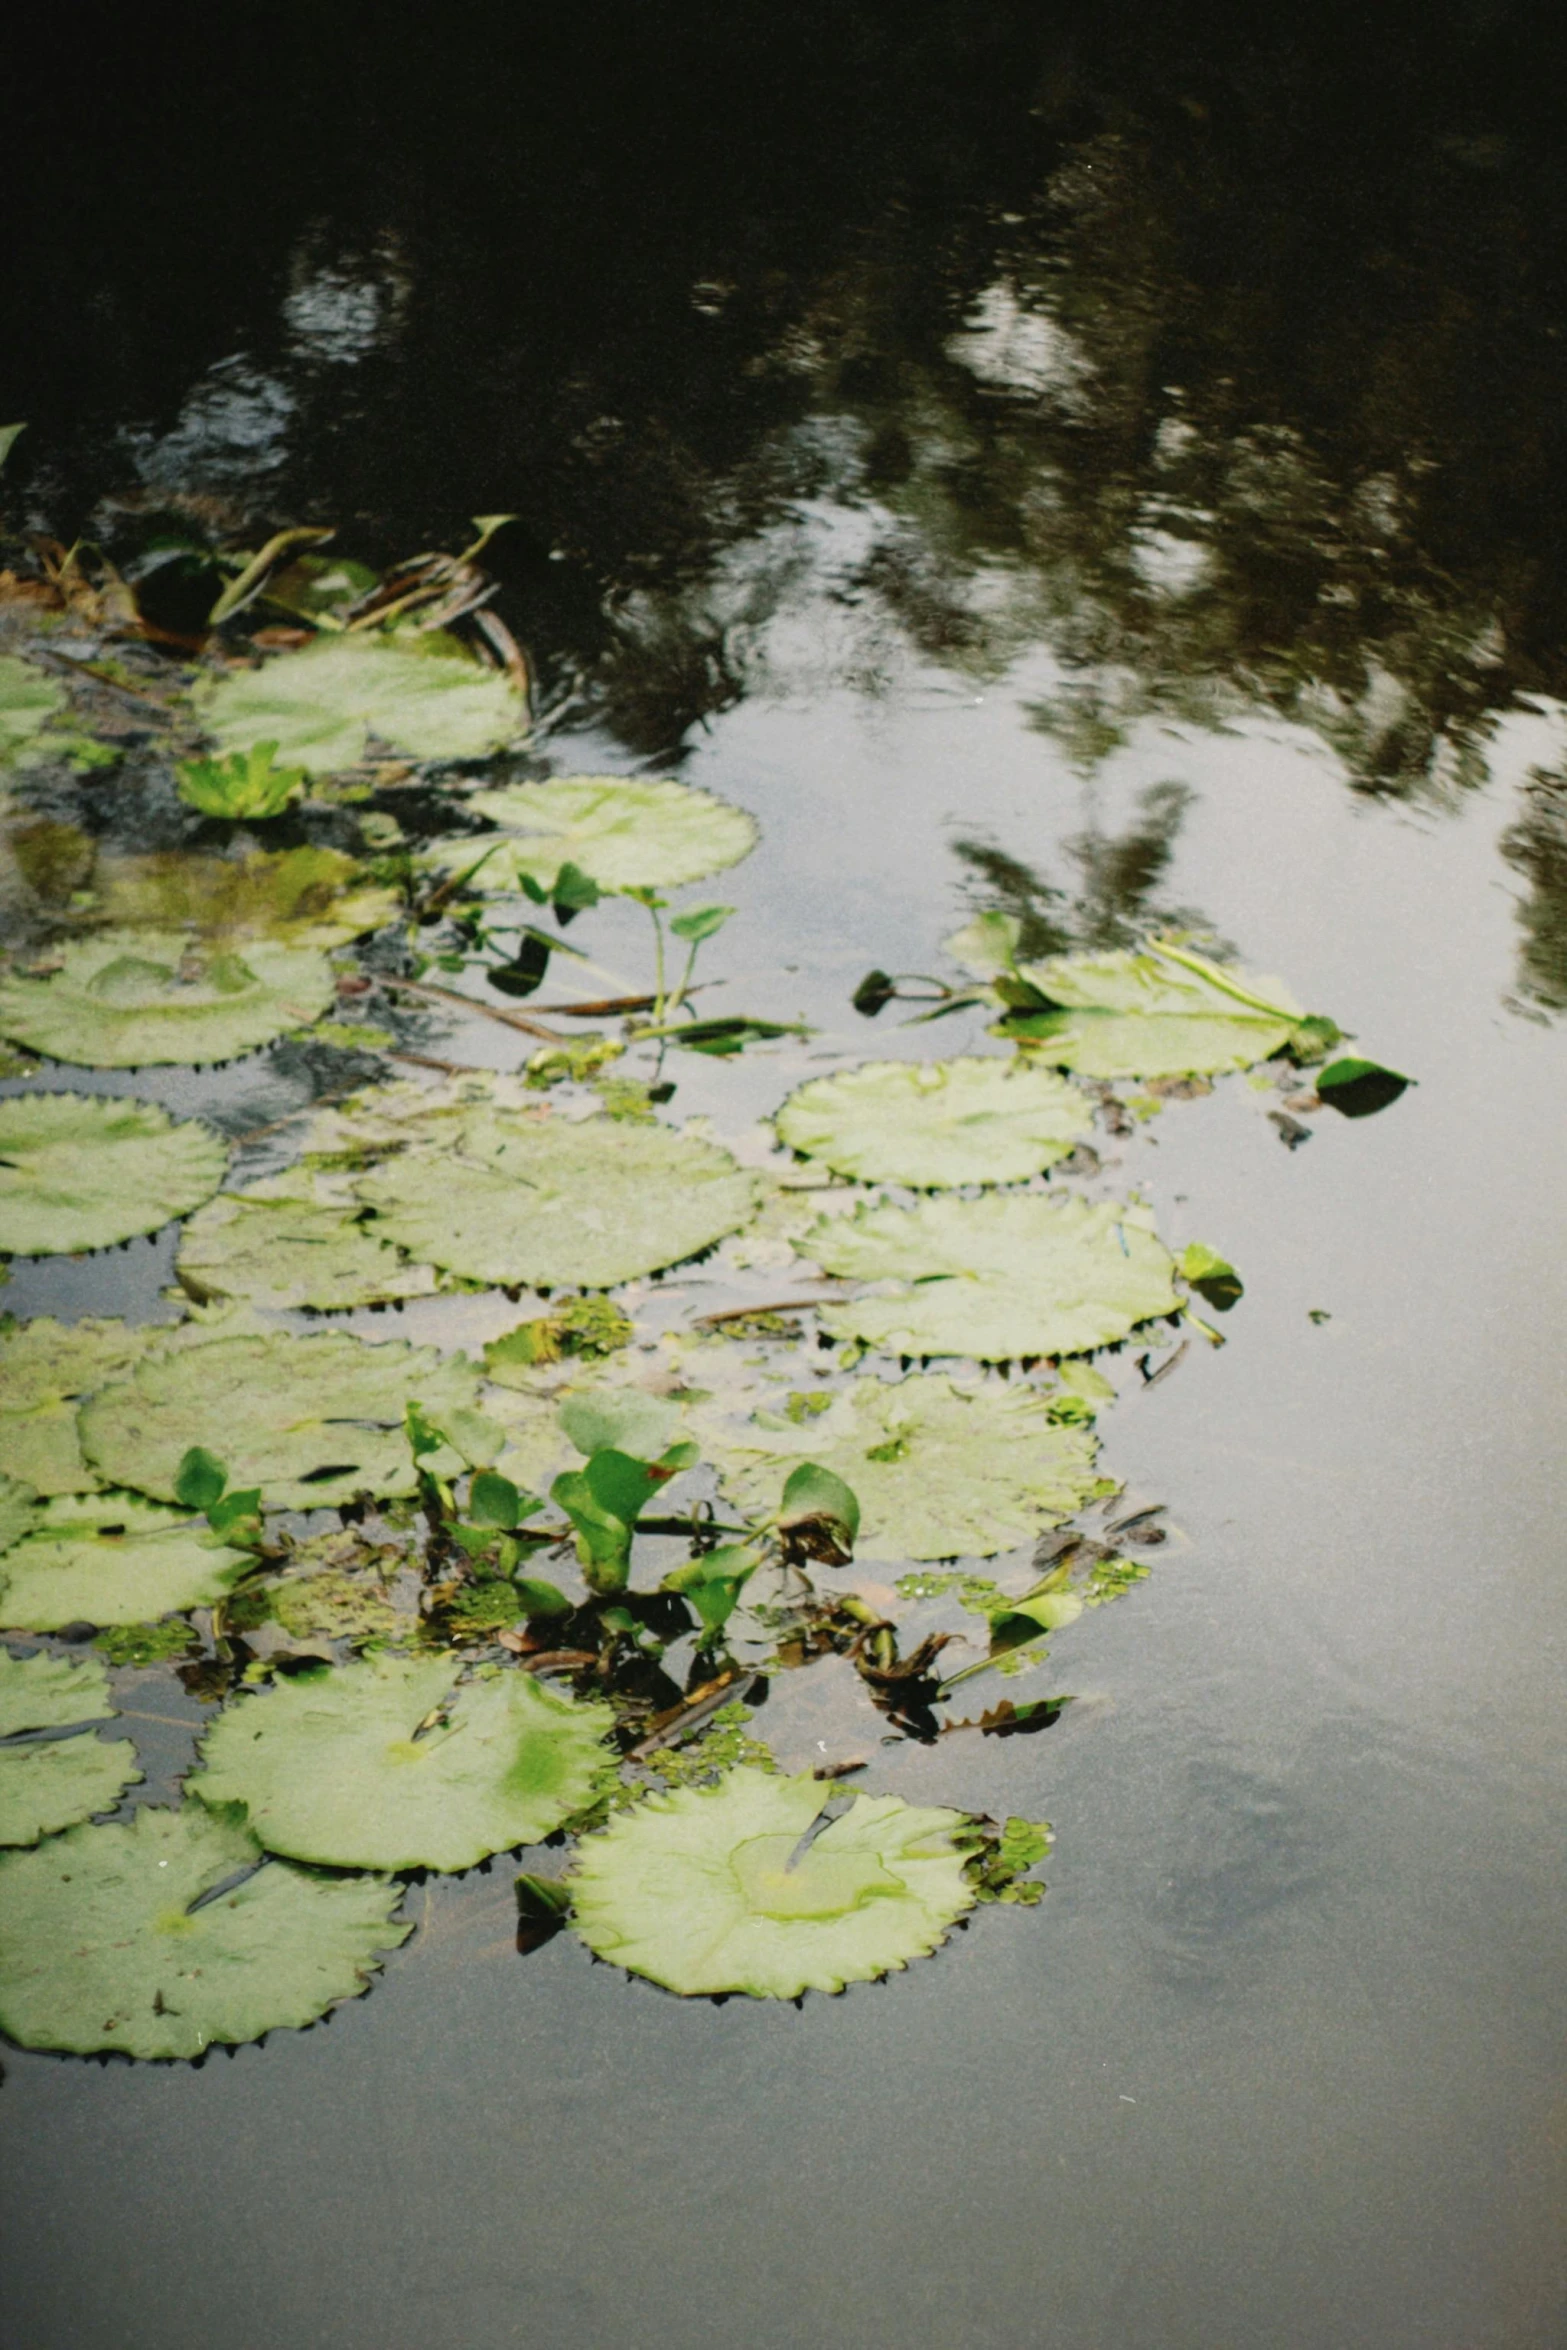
[[0, 929, 334, 1066], [421, 775, 758, 897], [775, 1055, 1094, 1188], [804, 1193, 1180, 1363], [86, 844, 399, 947], [0, 1094, 227, 1257], [79, 1329, 481, 1510], [190, 1654, 614, 1872], [0, 1802, 409, 2057], [568, 1765, 977, 1997]]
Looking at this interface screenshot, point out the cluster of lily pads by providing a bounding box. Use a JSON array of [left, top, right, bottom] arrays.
[[0, 508, 1406, 2059]]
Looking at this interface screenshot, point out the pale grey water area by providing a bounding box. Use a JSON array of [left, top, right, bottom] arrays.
[[5, 9, 1567, 2342]]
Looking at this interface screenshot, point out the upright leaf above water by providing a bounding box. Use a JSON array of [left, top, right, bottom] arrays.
[[775, 1054, 1094, 1188], [0, 1095, 227, 1257], [191, 633, 525, 773], [421, 775, 758, 896], [567, 1765, 977, 1998], [176, 741, 309, 821], [79, 1329, 481, 1510], [190, 1654, 615, 1873], [804, 1193, 1180, 1362], [0, 929, 335, 1066], [0, 1802, 409, 2058]]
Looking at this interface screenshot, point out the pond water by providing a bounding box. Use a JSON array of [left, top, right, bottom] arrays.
[[3, 9, 1567, 2345]]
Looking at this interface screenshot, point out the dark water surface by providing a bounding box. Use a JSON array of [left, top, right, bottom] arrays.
[[4, 8, 1567, 2344]]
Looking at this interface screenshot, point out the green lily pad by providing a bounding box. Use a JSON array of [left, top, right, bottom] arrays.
[[1002, 941, 1305, 1078], [0, 929, 335, 1066], [774, 1055, 1094, 1188], [804, 1194, 1180, 1362], [79, 1329, 482, 1511], [0, 1493, 252, 1631], [0, 1802, 410, 2058], [190, 1654, 614, 1872], [0, 1316, 160, 1495], [0, 1647, 115, 1735], [0, 1735, 143, 1848], [0, 1095, 227, 1256], [701, 1374, 1101, 1561], [87, 845, 400, 947], [191, 633, 525, 774], [176, 1182, 441, 1313], [0, 1476, 38, 1554], [568, 1765, 977, 1997], [0, 656, 66, 766], [354, 1110, 761, 1289], [422, 775, 758, 896]]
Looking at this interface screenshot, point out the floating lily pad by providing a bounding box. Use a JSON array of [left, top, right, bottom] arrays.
[[355, 1111, 761, 1289], [192, 634, 525, 775], [568, 1766, 977, 1997], [0, 656, 65, 766], [176, 1182, 441, 1313], [0, 1477, 37, 1554], [0, 1095, 227, 1257], [701, 1375, 1101, 1561], [0, 1493, 252, 1631], [0, 1802, 410, 2058], [422, 775, 758, 896], [775, 1056, 1094, 1188], [88, 845, 400, 947], [0, 929, 335, 1066], [804, 1194, 1180, 1362], [1002, 941, 1305, 1078], [190, 1654, 614, 1873], [0, 1647, 115, 1735], [0, 1316, 160, 1495], [79, 1329, 481, 1510], [0, 1734, 143, 1848]]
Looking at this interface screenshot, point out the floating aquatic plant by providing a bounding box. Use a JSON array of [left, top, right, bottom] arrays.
[[354, 1110, 761, 1289], [421, 775, 757, 896], [0, 1492, 252, 1631], [190, 1654, 615, 1873], [79, 1329, 481, 1510], [176, 1181, 441, 1313], [0, 1803, 409, 2058], [804, 1193, 1182, 1362], [567, 1766, 977, 1998], [191, 632, 525, 773], [0, 929, 335, 1066], [0, 1316, 159, 1495], [86, 843, 401, 947], [0, 1095, 227, 1256], [774, 1054, 1095, 1188], [700, 1373, 1103, 1561], [0, 1651, 141, 1846], [176, 740, 309, 821]]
